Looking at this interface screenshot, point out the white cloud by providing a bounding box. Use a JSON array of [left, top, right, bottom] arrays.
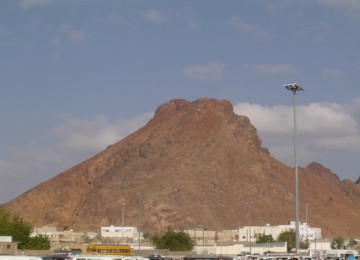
[[234, 103, 292, 136], [20, 0, 54, 10], [317, 0, 360, 19], [230, 17, 270, 38], [0, 25, 6, 33], [233, 100, 360, 178], [299, 103, 358, 137], [313, 135, 360, 150], [50, 113, 154, 152], [244, 63, 300, 76], [322, 68, 342, 78], [185, 19, 200, 29], [296, 22, 332, 41], [234, 101, 359, 145], [141, 9, 163, 23], [49, 116, 117, 152], [0, 112, 153, 203], [347, 97, 360, 114], [49, 38, 62, 46], [60, 25, 88, 43], [270, 144, 318, 168], [183, 62, 225, 81], [53, 53, 62, 60], [107, 14, 130, 25]]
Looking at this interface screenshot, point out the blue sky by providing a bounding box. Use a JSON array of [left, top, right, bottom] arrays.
[[0, 0, 359, 204]]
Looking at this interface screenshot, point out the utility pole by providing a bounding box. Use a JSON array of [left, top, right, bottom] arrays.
[[284, 83, 304, 254], [305, 203, 309, 241], [121, 203, 125, 243], [137, 193, 142, 251], [245, 201, 254, 255]]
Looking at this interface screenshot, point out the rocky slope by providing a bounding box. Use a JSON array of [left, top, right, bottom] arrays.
[[4, 98, 360, 238]]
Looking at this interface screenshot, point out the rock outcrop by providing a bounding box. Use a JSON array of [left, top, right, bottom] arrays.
[[4, 98, 360, 238]]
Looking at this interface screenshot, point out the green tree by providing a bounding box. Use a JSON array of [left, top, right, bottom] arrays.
[[331, 236, 345, 249], [25, 234, 51, 250], [151, 228, 195, 251], [347, 238, 358, 249], [82, 234, 94, 244], [143, 230, 150, 240], [256, 234, 274, 243], [277, 229, 295, 252], [0, 208, 12, 235], [300, 239, 310, 249], [11, 216, 32, 249], [0, 207, 50, 250]]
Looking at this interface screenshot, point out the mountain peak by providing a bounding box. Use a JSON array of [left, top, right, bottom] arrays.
[[155, 98, 233, 117], [153, 98, 235, 120], [4, 98, 360, 238]]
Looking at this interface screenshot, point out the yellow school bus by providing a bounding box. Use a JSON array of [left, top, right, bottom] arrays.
[[85, 244, 131, 256]]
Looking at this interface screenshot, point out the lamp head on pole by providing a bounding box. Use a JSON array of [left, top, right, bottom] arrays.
[[284, 83, 305, 93]]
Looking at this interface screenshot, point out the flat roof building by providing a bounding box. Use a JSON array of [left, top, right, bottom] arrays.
[[217, 221, 321, 243]]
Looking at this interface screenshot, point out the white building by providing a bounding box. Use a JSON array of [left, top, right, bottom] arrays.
[[181, 228, 217, 246], [238, 221, 321, 242], [101, 225, 140, 241], [32, 226, 97, 249], [195, 242, 287, 255]]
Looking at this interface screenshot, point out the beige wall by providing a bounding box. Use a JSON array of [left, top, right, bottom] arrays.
[[33, 226, 92, 250], [217, 229, 238, 242], [0, 242, 18, 255], [195, 242, 287, 255], [182, 229, 217, 246]]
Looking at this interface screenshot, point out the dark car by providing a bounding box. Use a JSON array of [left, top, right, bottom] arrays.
[[147, 255, 173, 260]]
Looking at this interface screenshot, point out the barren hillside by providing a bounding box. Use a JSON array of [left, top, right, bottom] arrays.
[[4, 98, 360, 238]]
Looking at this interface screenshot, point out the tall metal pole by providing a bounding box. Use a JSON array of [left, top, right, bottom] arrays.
[[246, 201, 254, 255], [285, 83, 304, 254], [137, 193, 141, 251], [203, 226, 205, 246], [121, 203, 125, 243], [293, 90, 300, 254], [305, 203, 309, 241]]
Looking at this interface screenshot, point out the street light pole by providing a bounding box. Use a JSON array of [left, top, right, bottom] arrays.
[[284, 83, 304, 254], [305, 203, 309, 241], [121, 203, 125, 244], [245, 201, 254, 255], [137, 193, 142, 251]]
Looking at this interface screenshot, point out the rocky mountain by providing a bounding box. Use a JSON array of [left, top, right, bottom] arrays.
[[3, 98, 360, 238]]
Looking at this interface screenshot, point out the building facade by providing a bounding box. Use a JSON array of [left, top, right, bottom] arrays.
[[237, 221, 321, 242], [216, 221, 321, 243], [217, 229, 239, 242], [182, 228, 217, 246], [101, 225, 141, 243], [194, 241, 287, 255], [32, 226, 97, 249], [0, 236, 18, 255]]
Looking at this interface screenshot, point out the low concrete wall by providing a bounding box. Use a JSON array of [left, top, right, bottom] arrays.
[[0, 242, 18, 255], [19, 250, 54, 256], [133, 249, 192, 258]]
